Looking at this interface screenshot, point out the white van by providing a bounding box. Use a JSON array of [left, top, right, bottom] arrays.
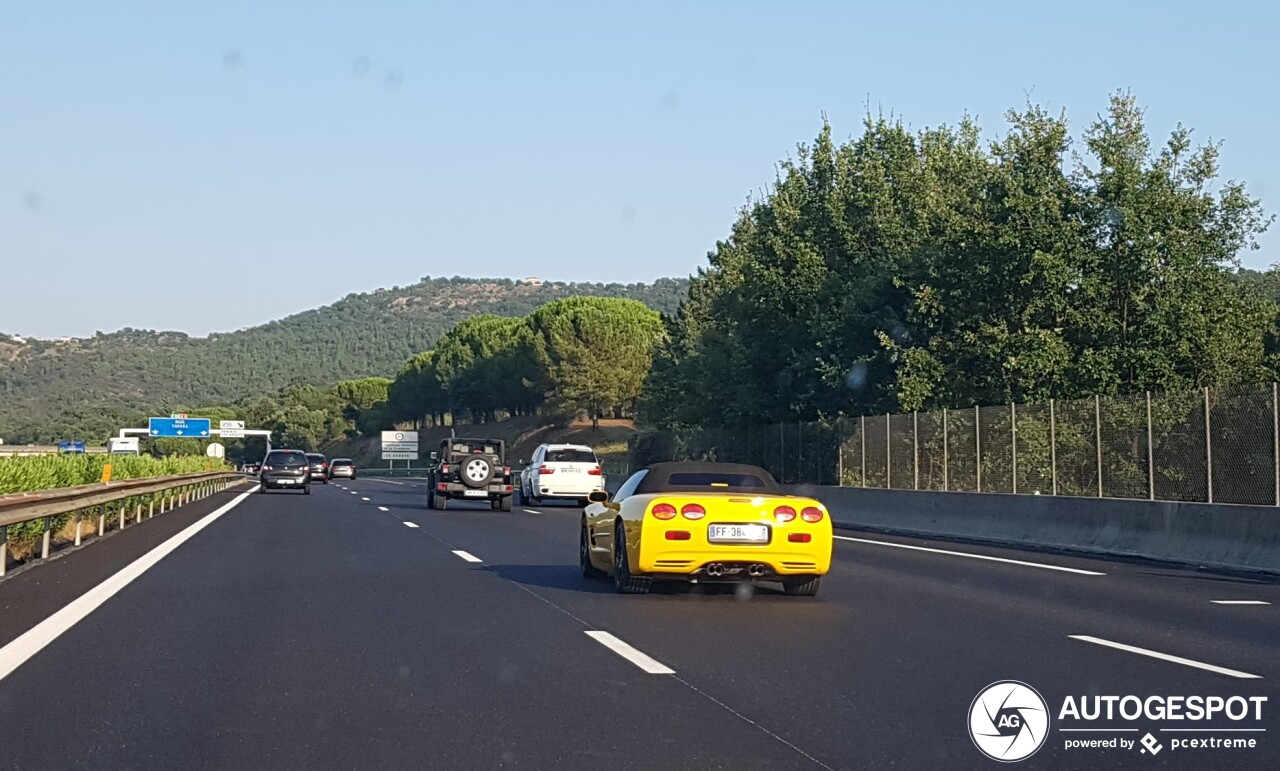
[[518, 443, 604, 506], [106, 437, 140, 455]]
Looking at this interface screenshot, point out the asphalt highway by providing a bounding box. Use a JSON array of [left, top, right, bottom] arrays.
[[0, 479, 1276, 770]]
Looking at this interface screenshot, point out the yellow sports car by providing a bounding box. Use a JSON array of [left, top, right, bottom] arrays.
[[582, 462, 833, 596]]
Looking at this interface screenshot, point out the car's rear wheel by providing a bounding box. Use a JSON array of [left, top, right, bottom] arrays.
[[431, 492, 447, 510], [499, 495, 513, 512], [303, 485, 311, 496], [782, 576, 822, 597], [612, 523, 650, 594], [580, 521, 604, 578]]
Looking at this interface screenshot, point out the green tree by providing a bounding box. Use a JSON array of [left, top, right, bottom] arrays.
[[528, 297, 664, 428]]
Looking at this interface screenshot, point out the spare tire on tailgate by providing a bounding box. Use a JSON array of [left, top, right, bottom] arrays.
[[461, 456, 494, 488]]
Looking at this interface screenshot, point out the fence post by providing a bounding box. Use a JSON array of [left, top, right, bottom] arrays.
[[1146, 391, 1155, 501], [98, 506, 106, 537], [837, 421, 844, 487], [1205, 386, 1213, 504], [1095, 394, 1103, 498], [942, 408, 949, 492], [1049, 398, 1057, 496], [1011, 402, 1018, 495], [149, 499, 155, 519], [913, 411, 919, 491], [860, 415, 866, 487], [74, 509, 83, 546], [975, 405, 982, 492], [41, 517, 51, 560], [135, 502, 142, 525], [885, 414, 891, 489], [0, 526, 6, 577]]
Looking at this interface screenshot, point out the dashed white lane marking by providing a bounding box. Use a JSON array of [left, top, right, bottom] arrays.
[[1211, 600, 1271, 605], [0, 486, 259, 684], [361, 497, 370, 501], [452, 550, 482, 563], [377, 506, 389, 512], [403, 522, 420, 529], [1068, 635, 1262, 679], [834, 535, 1106, 575], [585, 631, 676, 674], [349, 491, 359, 495], [523, 509, 540, 514]]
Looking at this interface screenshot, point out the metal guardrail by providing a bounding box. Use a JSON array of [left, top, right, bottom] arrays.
[[0, 446, 108, 457], [0, 471, 246, 577]]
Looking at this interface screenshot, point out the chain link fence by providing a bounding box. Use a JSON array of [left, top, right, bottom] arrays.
[[629, 383, 1280, 506]]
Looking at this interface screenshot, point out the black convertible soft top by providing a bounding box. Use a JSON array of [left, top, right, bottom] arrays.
[[633, 462, 783, 495]]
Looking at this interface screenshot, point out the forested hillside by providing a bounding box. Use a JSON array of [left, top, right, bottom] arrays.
[[0, 277, 687, 442]]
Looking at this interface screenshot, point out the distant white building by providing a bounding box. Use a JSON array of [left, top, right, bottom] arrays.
[[521, 276, 544, 286], [7, 335, 26, 344]]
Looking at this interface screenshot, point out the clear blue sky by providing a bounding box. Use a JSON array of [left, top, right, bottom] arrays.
[[4, 1, 1277, 338]]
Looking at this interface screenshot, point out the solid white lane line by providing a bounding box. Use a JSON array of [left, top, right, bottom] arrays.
[[834, 535, 1106, 575], [523, 509, 540, 514], [0, 486, 259, 684], [361, 497, 370, 501], [452, 550, 482, 563], [403, 522, 420, 529], [585, 631, 675, 675], [1068, 635, 1262, 679], [377, 506, 389, 512], [1211, 600, 1271, 605]]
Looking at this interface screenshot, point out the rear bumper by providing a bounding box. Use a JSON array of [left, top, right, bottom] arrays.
[[260, 474, 309, 487], [637, 548, 830, 576], [436, 482, 513, 498], [330, 470, 355, 478], [535, 480, 605, 497]]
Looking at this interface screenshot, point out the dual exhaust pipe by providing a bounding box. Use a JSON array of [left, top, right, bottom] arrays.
[[705, 563, 768, 577]]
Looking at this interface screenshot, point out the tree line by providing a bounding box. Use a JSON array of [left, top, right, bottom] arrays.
[[641, 93, 1277, 430]]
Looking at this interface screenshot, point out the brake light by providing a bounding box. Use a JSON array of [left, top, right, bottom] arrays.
[[588, 466, 603, 475], [788, 533, 812, 543], [801, 506, 825, 523], [774, 505, 797, 522], [502, 466, 511, 475], [681, 503, 706, 520], [651, 503, 677, 520], [441, 464, 451, 473], [261, 466, 273, 472], [665, 530, 691, 541], [539, 465, 555, 474], [437, 483, 446, 491]]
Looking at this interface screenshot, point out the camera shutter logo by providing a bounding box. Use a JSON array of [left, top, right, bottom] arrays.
[[968, 681, 1050, 762]]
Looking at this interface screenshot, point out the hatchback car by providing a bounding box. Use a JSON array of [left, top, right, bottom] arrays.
[[328, 458, 357, 480], [305, 453, 330, 483], [259, 450, 311, 494]]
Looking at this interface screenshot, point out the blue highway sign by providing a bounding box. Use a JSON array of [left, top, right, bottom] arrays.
[[148, 417, 211, 438]]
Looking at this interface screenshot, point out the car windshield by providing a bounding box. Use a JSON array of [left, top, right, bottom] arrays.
[[331, 460, 352, 467], [547, 449, 596, 463]]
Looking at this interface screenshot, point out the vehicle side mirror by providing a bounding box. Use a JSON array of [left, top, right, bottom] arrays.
[[587, 490, 610, 504]]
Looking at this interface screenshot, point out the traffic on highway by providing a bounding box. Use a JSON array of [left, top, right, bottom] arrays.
[[0, 469, 1275, 769]]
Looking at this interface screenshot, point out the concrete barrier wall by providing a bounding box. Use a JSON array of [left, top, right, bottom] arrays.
[[786, 484, 1280, 574]]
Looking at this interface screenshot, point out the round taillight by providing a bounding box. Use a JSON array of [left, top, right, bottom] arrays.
[[774, 505, 797, 522], [681, 503, 706, 520], [801, 506, 824, 523], [651, 503, 677, 520]]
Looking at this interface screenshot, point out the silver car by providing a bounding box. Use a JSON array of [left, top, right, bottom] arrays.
[[328, 458, 357, 480]]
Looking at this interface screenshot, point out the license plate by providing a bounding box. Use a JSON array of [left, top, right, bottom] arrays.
[[277, 479, 295, 485], [463, 489, 488, 497], [708, 524, 769, 543], [562, 467, 580, 473]]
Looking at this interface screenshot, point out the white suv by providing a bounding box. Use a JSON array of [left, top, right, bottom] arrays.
[[519, 443, 605, 506]]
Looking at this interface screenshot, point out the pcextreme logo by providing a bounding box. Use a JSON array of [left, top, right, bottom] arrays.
[[969, 681, 1051, 762]]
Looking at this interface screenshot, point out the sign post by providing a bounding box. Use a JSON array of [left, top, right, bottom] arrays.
[[381, 430, 419, 473]]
